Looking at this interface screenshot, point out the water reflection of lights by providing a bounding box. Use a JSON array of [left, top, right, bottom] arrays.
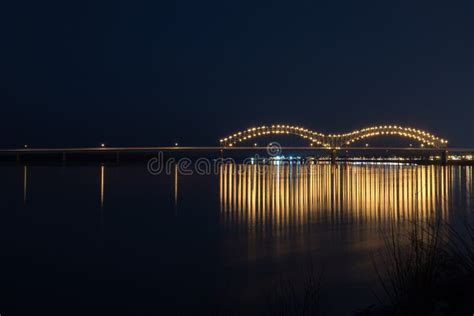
[[23, 165, 28, 205], [100, 164, 105, 208], [219, 164, 473, 232], [174, 164, 179, 215]]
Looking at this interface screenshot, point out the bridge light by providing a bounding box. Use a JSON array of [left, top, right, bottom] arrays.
[[174, 142, 179, 147], [24, 144, 28, 148], [101, 143, 105, 148], [254, 143, 258, 147]]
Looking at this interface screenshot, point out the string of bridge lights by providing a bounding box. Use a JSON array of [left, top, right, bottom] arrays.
[[219, 125, 448, 148]]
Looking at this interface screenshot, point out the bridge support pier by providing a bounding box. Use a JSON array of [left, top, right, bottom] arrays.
[[331, 149, 337, 164], [441, 149, 448, 165], [116, 152, 120, 164]]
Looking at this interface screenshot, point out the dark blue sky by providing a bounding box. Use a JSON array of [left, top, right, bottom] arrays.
[[1, 0, 473, 147]]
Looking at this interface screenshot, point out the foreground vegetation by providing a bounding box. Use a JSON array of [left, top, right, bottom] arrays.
[[367, 213, 474, 315], [179, 212, 474, 315], [262, 213, 474, 315]]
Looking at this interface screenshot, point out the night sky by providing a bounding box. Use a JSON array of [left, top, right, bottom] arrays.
[[1, 1, 473, 147]]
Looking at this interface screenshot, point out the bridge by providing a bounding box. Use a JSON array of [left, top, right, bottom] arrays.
[[219, 124, 448, 148], [1, 124, 473, 165]]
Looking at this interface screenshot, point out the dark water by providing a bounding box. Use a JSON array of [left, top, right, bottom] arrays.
[[0, 163, 473, 315]]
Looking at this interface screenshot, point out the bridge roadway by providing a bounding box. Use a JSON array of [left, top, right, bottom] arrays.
[[0, 146, 473, 164], [0, 146, 473, 153]]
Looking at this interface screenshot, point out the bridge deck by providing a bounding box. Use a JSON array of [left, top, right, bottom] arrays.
[[0, 146, 473, 154]]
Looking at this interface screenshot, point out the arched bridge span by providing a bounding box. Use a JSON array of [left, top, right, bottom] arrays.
[[219, 124, 448, 148]]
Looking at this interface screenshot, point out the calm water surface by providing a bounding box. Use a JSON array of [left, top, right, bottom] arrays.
[[0, 163, 473, 315]]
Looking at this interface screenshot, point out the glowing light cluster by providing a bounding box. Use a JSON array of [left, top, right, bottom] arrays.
[[219, 124, 448, 148], [340, 125, 448, 147], [219, 125, 327, 147]]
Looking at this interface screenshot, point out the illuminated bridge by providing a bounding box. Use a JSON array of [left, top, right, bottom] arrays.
[[219, 124, 448, 148]]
